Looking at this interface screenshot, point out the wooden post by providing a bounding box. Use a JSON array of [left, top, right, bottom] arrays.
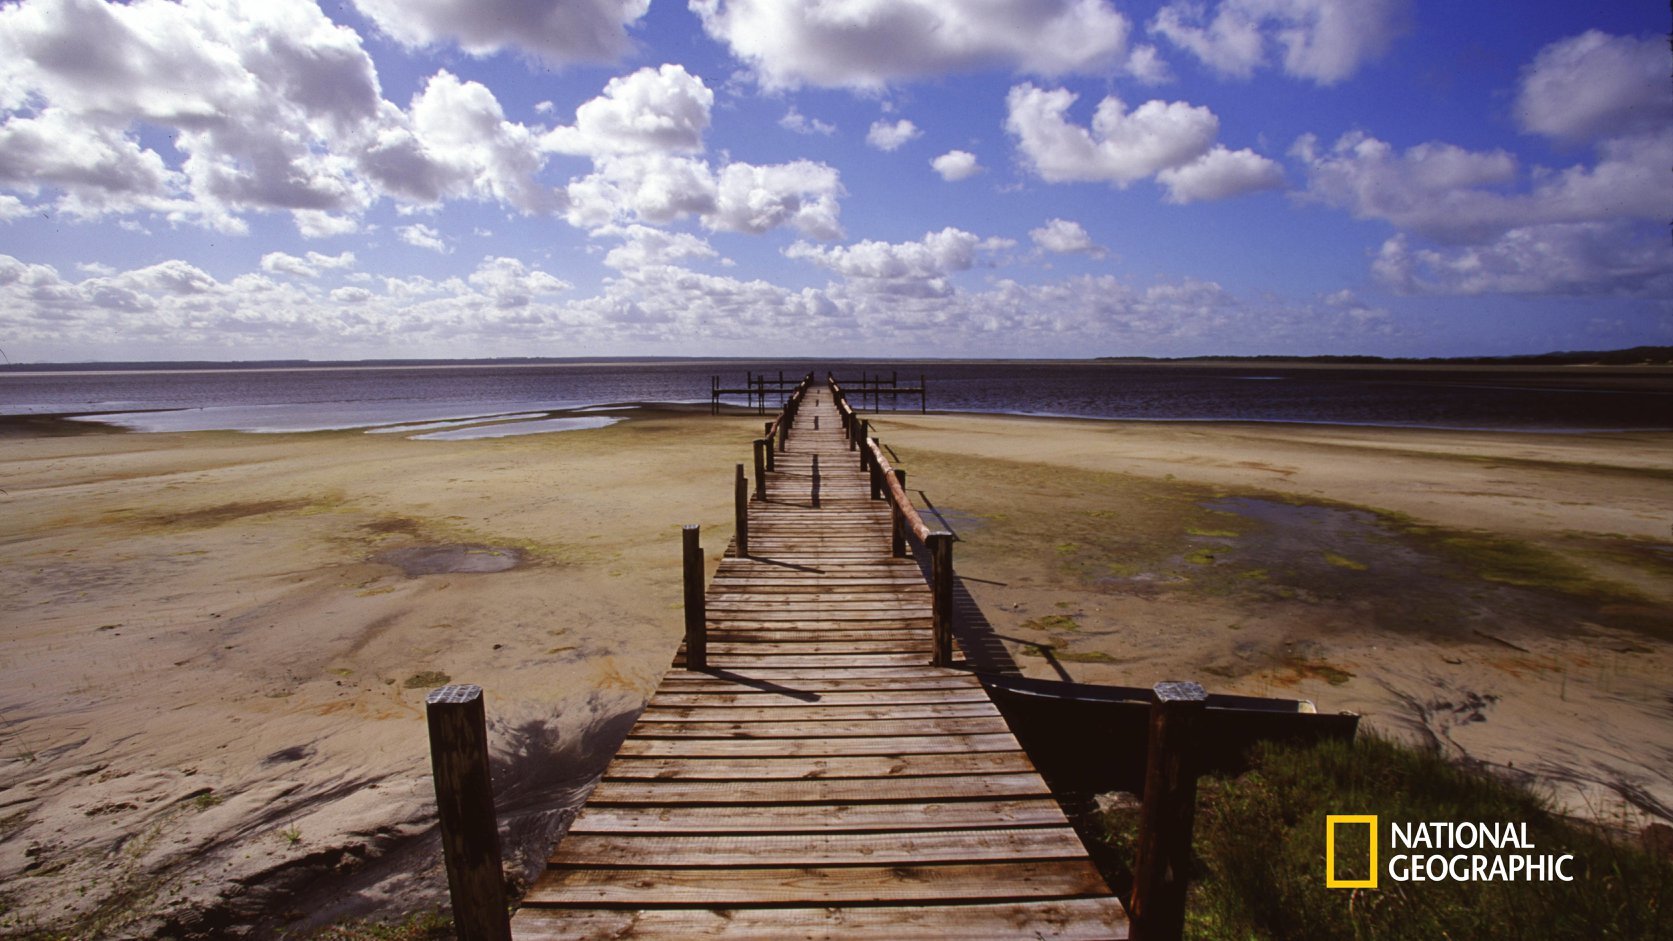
[[752, 439, 767, 500], [928, 532, 954, 667], [425, 685, 511, 941], [682, 525, 706, 670], [921, 374, 927, 414], [858, 421, 871, 470], [869, 442, 883, 499], [814, 415, 820, 431], [1130, 680, 1209, 941], [811, 454, 820, 508], [777, 418, 787, 453], [891, 469, 907, 557], [734, 464, 749, 557]]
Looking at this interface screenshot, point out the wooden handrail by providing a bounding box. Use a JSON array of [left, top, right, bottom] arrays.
[[867, 442, 931, 543]]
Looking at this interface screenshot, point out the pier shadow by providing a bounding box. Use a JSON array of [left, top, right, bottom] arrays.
[[903, 530, 1022, 677], [687, 666, 821, 702]]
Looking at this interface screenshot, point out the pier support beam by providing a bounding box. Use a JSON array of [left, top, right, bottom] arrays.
[[1130, 680, 1209, 941], [682, 525, 706, 670], [425, 685, 511, 941], [734, 464, 749, 557], [928, 531, 954, 667]]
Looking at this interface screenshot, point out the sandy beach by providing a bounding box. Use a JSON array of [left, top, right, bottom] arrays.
[[2, 407, 1670, 936]]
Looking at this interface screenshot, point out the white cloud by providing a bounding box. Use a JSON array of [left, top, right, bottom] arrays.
[[408, 70, 564, 214], [1156, 145, 1284, 202], [565, 154, 846, 239], [1124, 44, 1173, 84], [866, 119, 921, 152], [1029, 218, 1102, 256], [349, 0, 650, 66], [467, 256, 571, 308], [931, 150, 982, 181], [1004, 83, 1218, 187], [542, 64, 714, 157], [600, 225, 721, 270], [712, 160, 845, 239], [0, 193, 25, 220], [779, 107, 836, 136], [1151, 0, 1407, 85], [1516, 31, 1671, 142], [398, 223, 449, 253], [1292, 129, 1672, 242], [1373, 226, 1673, 298], [261, 250, 356, 278], [787, 227, 1013, 298], [690, 0, 1131, 90], [0, 0, 569, 234]]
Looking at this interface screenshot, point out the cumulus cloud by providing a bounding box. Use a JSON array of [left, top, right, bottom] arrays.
[[349, 0, 650, 66], [1292, 129, 1671, 242], [931, 150, 982, 181], [0, 0, 571, 233], [866, 119, 921, 152], [542, 64, 713, 157], [467, 256, 571, 308], [1150, 0, 1407, 84], [599, 225, 721, 270], [1125, 44, 1173, 84], [1516, 31, 1671, 142], [1373, 225, 1673, 298], [1029, 218, 1102, 256], [1005, 83, 1219, 187], [690, 0, 1131, 90], [787, 227, 1013, 298], [566, 154, 845, 239], [779, 107, 835, 136], [408, 70, 564, 214], [1157, 145, 1284, 202], [261, 250, 357, 277], [1293, 35, 1673, 299], [398, 223, 449, 253]]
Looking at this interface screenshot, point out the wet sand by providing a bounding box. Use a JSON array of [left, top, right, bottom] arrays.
[[1, 408, 1669, 936]]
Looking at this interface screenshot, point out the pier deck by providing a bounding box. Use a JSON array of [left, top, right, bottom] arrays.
[[511, 384, 1128, 939]]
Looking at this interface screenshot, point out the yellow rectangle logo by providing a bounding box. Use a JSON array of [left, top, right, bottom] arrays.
[[1326, 814, 1379, 888]]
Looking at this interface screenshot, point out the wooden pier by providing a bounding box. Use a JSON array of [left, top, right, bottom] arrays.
[[507, 375, 1128, 939]]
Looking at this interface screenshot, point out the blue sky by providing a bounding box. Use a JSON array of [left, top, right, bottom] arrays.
[[0, 0, 1667, 361]]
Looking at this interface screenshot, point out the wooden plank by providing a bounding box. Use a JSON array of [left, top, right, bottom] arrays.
[[617, 732, 1022, 757], [602, 751, 1040, 781], [588, 773, 1051, 805], [628, 716, 1011, 738], [549, 826, 1091, 867], [638, 702, 1000, 721], [512, 899, 1127, 941], [567, 798, 1067, 834], [647, 689, 992, 707], [524, 859, 1105, 905]]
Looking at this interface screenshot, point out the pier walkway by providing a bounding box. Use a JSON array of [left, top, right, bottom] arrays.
[[509, 381, 1128, 939]]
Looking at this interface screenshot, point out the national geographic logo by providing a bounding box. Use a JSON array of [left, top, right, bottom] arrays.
[[1326, 815, 1576, 887]]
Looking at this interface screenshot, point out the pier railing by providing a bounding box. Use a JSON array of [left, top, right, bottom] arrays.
[[826, 373, 956, 667]]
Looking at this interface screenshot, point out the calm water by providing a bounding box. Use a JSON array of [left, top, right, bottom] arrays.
[[2, 360, 1668, 434]]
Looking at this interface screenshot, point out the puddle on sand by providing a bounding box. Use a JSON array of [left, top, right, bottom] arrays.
[[374, 544, 523, 576], [1198, 497, 1493, 637]]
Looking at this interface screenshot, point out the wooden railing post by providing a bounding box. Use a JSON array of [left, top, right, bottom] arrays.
[[928, 531, 954, 667], [682, 525, 706, 670], [869, 442, 883, 499], [425, 685, 511, 941], [1130, 680, 1209, 941], [858, 422, 871, 469], [734, 463, 749, 557], [891, 469, 907, 557], [753, 439, 767, 499], [810, 454, 821, 508]]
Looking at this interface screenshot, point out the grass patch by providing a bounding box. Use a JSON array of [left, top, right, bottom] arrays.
[[1097, 736, 1673, 940], [1188, 528, 1241, 538], [402, 670, 451, 690], [1323, 552, 1368, 571], [1185, 548, 1219, 566], [190, 791, 223, 812], [303, 910, 452, 940], [1022, 614, 1081, 633], [1285, 657, 1355, 686], [1055, 649, 1118, 663]]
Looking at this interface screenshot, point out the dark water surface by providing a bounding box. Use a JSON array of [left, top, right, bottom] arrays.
[[2, 360, 1668, 434]]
